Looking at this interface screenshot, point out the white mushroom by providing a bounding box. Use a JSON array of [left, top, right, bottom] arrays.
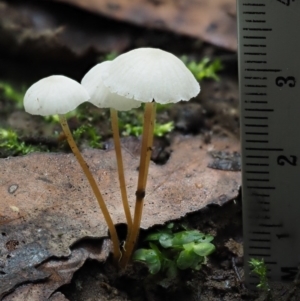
[[24, 75, 89, 115], [101, 47, 200, 103], [23, 75, 121, 262], [82, 61, 142, 230], [82, 61, 142, 111], [104, 48, 201, 268]]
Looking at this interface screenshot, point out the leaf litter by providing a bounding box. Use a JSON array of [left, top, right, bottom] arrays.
[[0, 133, 240, 299]]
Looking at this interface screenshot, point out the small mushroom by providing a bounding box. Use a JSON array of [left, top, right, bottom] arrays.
[[23, 75, 121, 261], [82, 61, 142, 232], [101, 48, 200, 267]]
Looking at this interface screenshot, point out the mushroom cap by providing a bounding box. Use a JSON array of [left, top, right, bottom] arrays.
[[24, 75, 89, 116], [101, 48, 200, 104], [81, 61, 142, 111]]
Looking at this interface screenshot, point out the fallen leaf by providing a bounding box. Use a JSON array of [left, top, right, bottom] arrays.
[[2, 240, 111, 300], [54, 0, 237, 51], [0, 134, 240, 297]]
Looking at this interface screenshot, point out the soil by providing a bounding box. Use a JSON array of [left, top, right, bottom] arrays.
[[1, 2, 300, 301]]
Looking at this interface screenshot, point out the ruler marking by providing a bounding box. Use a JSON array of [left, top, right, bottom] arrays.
[[245, 61, 267, 64], [250, 239, 271, 242], [245, 116, 268, 119], [245, 101, 268, 104], [244, 76, 267, 79], [245, 132, 268, 135], [246, 155, 269, 158], [259, 224, 283, 228], [244, 44, 266, 47], [243, 28, 272, 31], [244, 36, 266, 39], [245, 109, 272, 112], [244, 52, 266, 55], [245, 140, 268, 143], [246, 148, 283, 151], [252, 231, 270, 235], [245, 125, 268, 128], [245, 92, 267, 95], [249, 247, 271, 250], [245, 20, 266, 23], [249, 185, 271, 188], [245, 68, 281, 72], [246, 163, 269, 166], [249, 253, 271, 257], [243, 4, 266, 6], [247, 179, 269, 182], [243, 12, 266, 15], [246, 172, 269, 175]]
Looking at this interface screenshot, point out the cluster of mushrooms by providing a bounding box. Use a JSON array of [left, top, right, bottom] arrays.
[[23, 48, 200, 268]]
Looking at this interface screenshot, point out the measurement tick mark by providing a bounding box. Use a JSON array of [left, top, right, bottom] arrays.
[[245, 20, 266, 23], [245, 62, 267, 65], [244, 77, 267, 79], [245, 83, 267, 86], [247, 179, 269, 182], [245, 116, 268, 119], [245, 69, 281, 72], [245, 101, 268, 104], [246, 163, 269, 166], [245, 109, 273, 112], [246, 171, 269, 174], [249, 246, 271, 250], [243, 3, 266, 6], [244, 44, 266, 47], [246, 147, 283, 151], [246, 155, 269, 158], [276, 234, 289, 239], [245, 132, 268, 135], [244, 36, 266, 39], [247, 186, 275, 189], [243, 28, 272, 31], [245, 125, 268, 128], [244, 52, 266, 55], [243, 12, 266, 14], [259, 223, 283, 228], [246, 140, 268, 143]]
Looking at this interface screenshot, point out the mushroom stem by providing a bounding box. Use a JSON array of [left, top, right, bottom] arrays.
[[120, 102, 156, 268], [58, 114, 121, 262], [110, 108, 133, 231]]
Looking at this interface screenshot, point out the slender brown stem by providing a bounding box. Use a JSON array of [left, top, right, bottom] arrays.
[[142, 104, 156, 186], [110, 108, 132, 231], [119, 102, 156, 268], [58, 114, 120, 262]]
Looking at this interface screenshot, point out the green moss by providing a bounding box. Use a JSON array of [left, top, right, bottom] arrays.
[[0, 82, 26, 109], [0, 128, 43, 156], [73, 124, 102, 148], [181, 56, 223, 81]]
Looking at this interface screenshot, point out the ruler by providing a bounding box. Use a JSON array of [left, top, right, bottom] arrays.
[[238, 0, 300, 287]]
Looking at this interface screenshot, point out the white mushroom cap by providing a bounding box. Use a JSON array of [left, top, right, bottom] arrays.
[[24, 75, 89, 116], [101, 48, 200, 104], [81, 61, 142, 111]]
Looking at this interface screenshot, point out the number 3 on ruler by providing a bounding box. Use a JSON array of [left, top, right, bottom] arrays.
[[275, 76, 296, 87]]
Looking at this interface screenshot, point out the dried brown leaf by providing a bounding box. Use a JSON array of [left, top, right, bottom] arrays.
[[54, 0, 237, 51], [0, 134, 240, 297]]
